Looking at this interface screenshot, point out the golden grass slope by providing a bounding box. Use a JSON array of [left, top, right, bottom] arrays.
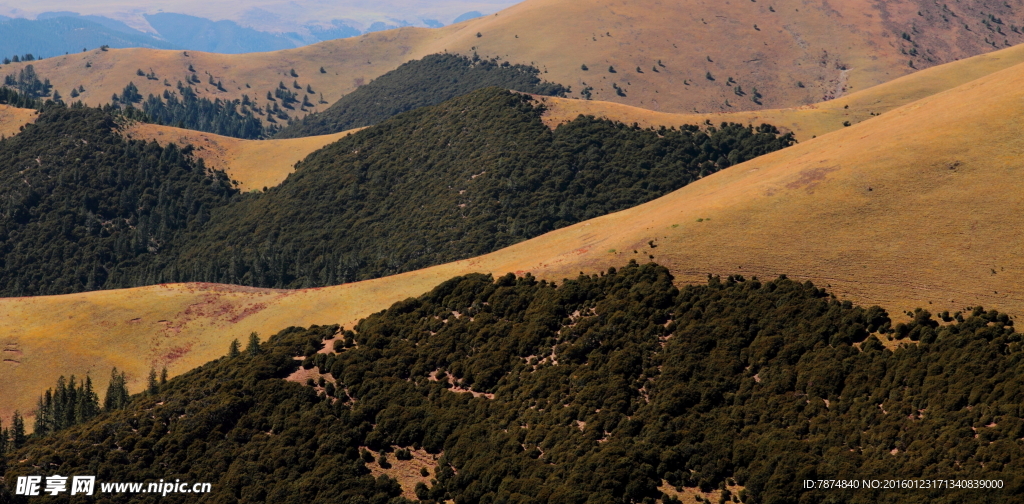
[[0, 0, 1018, 117], [540, 41, 1024, 141], [4, 54, 1024, 423], [0, 104, 38, 138], [123, 123, 362, 191]]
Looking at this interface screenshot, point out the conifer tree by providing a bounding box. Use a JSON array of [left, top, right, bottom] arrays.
[[246, 332, 261, 357], [104, 368, 130, 411], [11, 411, 25, 448], [76, 375, 100, 424], [147, 368, 159, 395], [160, 367, 168, 385], [229, 339, 241, 357]]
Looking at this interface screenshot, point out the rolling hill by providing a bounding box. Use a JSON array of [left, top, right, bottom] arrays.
[[4, 42, 1024, 429], [0, 0, 1019, 125], [124, 122, 362, 190]]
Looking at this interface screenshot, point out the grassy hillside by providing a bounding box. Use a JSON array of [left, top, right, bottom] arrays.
[[124, 122, 362, 191], [539, 40, 1024, 141], [5, 46, 1024, 427], [4, 264, 1022, 503], [1, 0, 1020, 119], [275, 53, 568, 138]]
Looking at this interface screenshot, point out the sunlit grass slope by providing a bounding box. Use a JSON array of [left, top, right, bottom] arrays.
[[540, 41, 1024, 141]]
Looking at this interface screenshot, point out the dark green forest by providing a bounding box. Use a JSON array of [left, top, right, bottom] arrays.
[[0, 88, 793, 295], [0, 104, 238, 296], [4, 262, 1022, 503], [274, 53, 570, 138]]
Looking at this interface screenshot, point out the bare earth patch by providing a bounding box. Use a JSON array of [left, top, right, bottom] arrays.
[[361, 446, 439, 500]]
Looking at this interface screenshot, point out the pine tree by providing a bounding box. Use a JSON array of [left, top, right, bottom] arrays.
[[229, 338, 241, 357], [76, 375, 100, 424], [147, 368, 159, 395], [11, 411, 25, 448], [246, 332, 261, 357], [160, 367, 168, 385], [34, 391, 52, 435], [104, 368, 130, 411]]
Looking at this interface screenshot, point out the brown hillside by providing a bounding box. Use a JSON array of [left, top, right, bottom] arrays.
[[123, 123, 362, 190], [4, 52, 1024, 424], [1, 0, 1019, 119], [0, 104, 38, 137], [540, 34, 1024, 140]]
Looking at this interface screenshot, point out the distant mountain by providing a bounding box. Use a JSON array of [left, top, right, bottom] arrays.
[[144, 13, 300, 54], [0, 16, 176, 59], [453, 11, 484, 23], [36, 11, 142, 36], [305, 20, 362, 41]]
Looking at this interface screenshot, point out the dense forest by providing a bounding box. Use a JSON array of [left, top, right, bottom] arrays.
[[274, 53, 570, 138], [0, 88, 793, 295], [0, 104, 238, 296], [3, 262, 1021, 503], [165, 87, 794, 287]]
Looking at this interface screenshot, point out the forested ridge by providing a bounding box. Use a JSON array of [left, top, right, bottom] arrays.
[[274, 53, 570, 139], [167, 87, 794, 288], [0, 104, 238, 296], [0, 88, 793, 295], [3, 262, 1022, 503]]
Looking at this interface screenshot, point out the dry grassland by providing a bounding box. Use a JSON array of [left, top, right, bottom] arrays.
[[540, 42, 1024, 141]]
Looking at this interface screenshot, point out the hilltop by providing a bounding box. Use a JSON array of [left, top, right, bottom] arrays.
[[4, 265, 1021, 503], [4, 45, 1024, 424], [275, 53, 569, 138], [1, 0, 1020, 121]]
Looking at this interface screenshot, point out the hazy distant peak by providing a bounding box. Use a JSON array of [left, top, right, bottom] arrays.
[[453, 11, 483, 23]]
